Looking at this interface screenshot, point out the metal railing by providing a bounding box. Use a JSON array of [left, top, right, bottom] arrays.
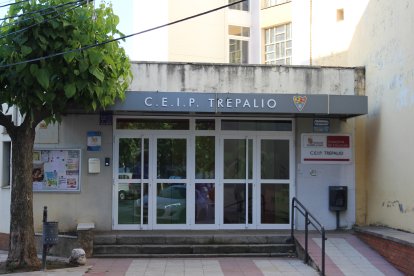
[[291, 197, 326, 276]]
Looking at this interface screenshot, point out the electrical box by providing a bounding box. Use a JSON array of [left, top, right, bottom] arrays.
[[329, 186, 348, 211]]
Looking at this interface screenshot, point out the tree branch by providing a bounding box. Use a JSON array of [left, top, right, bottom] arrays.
[[0, 111, 16, 135]]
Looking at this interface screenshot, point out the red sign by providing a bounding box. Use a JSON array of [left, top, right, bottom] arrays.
[[327, 136, 350, 148]]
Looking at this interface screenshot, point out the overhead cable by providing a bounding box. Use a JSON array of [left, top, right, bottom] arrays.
[[0, 0, 86, 21], [0, 0, 29, 9], [0, 0, 246, 69], [0, 2, 85, 39]]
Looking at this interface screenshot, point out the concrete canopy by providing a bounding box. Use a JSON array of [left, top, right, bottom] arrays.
[[110, 62, 367, 118]]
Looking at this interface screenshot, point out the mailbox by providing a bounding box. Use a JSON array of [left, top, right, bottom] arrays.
[[329, 186, 347, 211]]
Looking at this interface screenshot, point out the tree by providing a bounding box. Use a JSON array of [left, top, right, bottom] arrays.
[[0, 0, 132, 269]]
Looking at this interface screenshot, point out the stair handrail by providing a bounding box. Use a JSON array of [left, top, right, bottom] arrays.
[[291, 197, 326, 276]]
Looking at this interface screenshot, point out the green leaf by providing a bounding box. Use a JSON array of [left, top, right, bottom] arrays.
[[21, 45, 32, 56], [64, 83, 76, 98], [15, 63, 26, 73], [89, 50, 104, 66], [89, 66, 104, 82], [30, 64, 39, 75], [64, 52, 76, 63], [79, 59, 89, 73], [35, 69, 49, 90]]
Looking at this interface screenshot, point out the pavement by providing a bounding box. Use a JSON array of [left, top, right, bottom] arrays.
[[0, 230, 405, 276]]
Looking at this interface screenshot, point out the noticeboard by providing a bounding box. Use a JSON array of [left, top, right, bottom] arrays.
[[32, 149, 81, 192]]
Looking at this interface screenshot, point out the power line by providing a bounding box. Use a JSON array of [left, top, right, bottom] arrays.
[[0, 0, 86, 21], [0, 0, 246, 69], [0, 0, 86, 38], [0, 0, 29, 9], [0, 0, 86, 29]]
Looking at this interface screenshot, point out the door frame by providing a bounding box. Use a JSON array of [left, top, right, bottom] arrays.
[[112, 116, 295, 230]]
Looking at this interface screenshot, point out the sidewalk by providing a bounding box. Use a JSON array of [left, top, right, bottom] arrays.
[[0, 230, 404, 275], [295, 231, 404, 276]]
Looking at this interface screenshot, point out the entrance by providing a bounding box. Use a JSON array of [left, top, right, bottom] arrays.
[[113, 117, 294, 230]]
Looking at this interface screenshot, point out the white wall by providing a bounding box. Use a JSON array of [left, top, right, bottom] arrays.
[[0, 188, 10, 233], [295, 119, 356, 230], [32, 115, 113, 232], [128, 62, 361, 95]]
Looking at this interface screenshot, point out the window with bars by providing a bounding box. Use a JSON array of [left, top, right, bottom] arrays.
[[264, 23, 292, 65], [229, 0, 249, 11]]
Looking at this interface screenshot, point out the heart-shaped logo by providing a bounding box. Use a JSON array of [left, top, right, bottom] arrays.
[[293, 96, 307, 112]]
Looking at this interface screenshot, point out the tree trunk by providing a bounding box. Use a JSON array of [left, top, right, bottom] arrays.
[[6, 125, 41, 269]]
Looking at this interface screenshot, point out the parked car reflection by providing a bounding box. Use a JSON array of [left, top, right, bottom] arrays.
[[135, 184, 186, 224]]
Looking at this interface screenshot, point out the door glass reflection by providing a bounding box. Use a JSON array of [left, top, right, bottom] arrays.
[[157, 139, 186, 179], [118, 183, 148, 224], [261, 140, 289, 179], [195, 136, 215, 179], [118, 138, 148, 179], [261, 184, 289, 224], [156, 183, 186, 224], [195, 183, 215, 224], [223, 139, 252, 179], [223, 183, 252, 224]]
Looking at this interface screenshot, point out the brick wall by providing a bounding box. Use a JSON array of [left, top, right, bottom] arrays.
[[0, 232, 9, 251], [356, 232, 414, 275]]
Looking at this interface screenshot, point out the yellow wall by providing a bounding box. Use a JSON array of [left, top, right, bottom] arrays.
[[167, 0, 227, 63], [260, 2, 292, 29], [310, 0, 414, 232]]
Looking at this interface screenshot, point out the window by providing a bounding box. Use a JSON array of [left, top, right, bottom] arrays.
[[221, 120, 292, 131], [228, 25, 250, 37], [229, 25, 250, 64], [116, 118, 189, 130], [337, 9, 344, 21], [229, 0, 249, 11], [265, 0, 291, 8], [265, 23, 292, 65], [229, 40, 249, 64]]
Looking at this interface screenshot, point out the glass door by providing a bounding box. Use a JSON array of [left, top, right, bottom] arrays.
[[222, 137, 255, 228], [258, 137, 291, 229], [114, 137, 149, 230], [153, 136, 189, 228]]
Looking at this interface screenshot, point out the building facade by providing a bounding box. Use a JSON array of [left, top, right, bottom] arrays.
[[1, 0, 413, 237], [0, 62, 366, 234], [113, 0, 414, 233]]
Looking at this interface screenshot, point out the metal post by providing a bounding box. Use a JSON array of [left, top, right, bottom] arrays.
[[304, 212, 309, 264], [42, 206, 47, 271], [336, 210, 340, 229], [291, 198, 295, 240], [321, 228, 326, 276]]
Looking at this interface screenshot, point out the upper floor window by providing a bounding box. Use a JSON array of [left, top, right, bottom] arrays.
[[229, 0, 249, 11], [265, 0, 291, 8], [265, 23, 292, 65], [229, 40, 248, 64], [229, 25, 250, 64]]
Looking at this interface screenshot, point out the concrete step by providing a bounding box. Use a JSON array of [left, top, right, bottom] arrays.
[[93, 243, 296, 257], [94, 234, 292, 245]]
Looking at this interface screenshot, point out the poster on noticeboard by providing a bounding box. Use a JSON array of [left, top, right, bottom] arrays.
[[32, 149, 81, 192]]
